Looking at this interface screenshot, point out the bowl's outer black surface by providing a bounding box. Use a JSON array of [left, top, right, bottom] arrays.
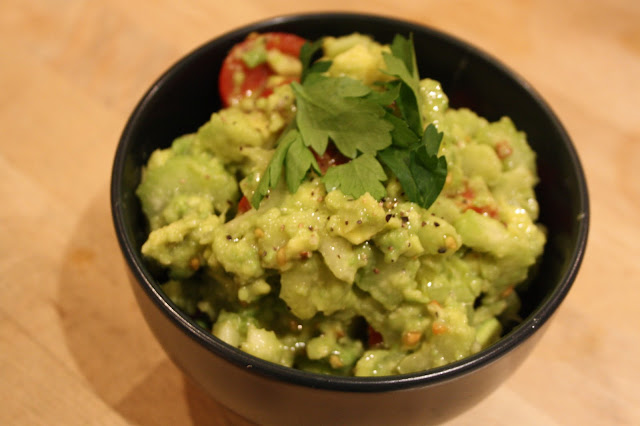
[[111, 12, 589, 425]]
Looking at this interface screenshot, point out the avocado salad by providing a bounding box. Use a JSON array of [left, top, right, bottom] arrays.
[[136, 32, 546, 376]]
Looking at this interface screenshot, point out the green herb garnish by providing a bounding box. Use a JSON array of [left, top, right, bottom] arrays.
[[378, 123, 447, 209], [291, 74, 394, 158], [299, 39, 332, 83], [322, 153, 387, 200], [251, 34, 448, 210], [252, 127, 321, 205]]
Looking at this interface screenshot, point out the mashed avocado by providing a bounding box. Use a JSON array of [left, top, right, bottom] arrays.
[[136, 33, 545, 376]]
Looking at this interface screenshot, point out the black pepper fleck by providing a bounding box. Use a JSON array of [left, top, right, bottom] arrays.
[[438, 247, 447, 253]]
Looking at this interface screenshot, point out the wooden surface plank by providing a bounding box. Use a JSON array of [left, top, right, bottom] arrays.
[[1, 0, 639, 424]]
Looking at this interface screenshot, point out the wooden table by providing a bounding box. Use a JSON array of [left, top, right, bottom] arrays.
[[1, 0, 638, 424]]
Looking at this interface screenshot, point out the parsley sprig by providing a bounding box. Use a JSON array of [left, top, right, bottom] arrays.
[[251, 34, 447, 210]]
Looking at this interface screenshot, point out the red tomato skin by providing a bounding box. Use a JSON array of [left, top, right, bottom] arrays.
[[367, 325, 384, 347], [264, 33, 307, 56], [237, 195, 252, 215], [312, 143, 349, 174], [218, 32, 307, 107]]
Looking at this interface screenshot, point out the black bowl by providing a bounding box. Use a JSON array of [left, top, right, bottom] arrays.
[[111, 12, 589, 425]]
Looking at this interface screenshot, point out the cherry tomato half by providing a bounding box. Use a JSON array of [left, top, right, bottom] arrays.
[[218, 32, 307, 107]]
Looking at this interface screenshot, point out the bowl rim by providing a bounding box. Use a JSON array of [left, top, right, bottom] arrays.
[[111, 11, 590, 392]]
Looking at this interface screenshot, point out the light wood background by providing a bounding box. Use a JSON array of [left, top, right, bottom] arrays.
[[1, 0, 638, 425]]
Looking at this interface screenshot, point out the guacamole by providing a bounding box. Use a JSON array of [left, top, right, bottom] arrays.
[[136, 33, 546, 376]]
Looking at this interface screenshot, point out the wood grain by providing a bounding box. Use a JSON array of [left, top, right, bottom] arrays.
[[1, 0, 639, 424]]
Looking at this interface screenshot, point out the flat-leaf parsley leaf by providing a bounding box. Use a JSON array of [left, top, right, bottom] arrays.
[[379, 123, 447, 209], [322, 154, 387, 200], [291, 74, 394, 158], [251, 34, 448, 210]]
